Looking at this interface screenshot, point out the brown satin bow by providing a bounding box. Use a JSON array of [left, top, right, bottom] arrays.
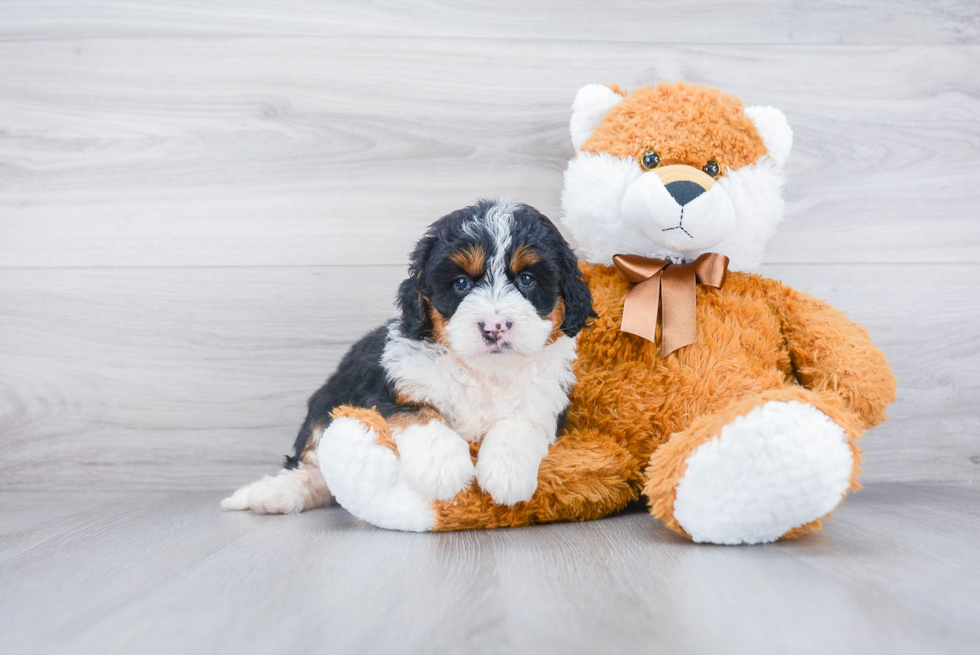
[[612, 252, 729, 356]]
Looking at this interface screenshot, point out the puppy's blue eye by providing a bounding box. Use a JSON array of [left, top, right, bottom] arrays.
[[517, 273, 534, 288], [454, 277, 471, 292]]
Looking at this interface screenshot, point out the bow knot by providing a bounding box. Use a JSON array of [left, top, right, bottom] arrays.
[[612, 253, 729, 355]]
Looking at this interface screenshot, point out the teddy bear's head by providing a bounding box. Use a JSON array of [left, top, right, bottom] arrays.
[[561, 82, 792, 272]]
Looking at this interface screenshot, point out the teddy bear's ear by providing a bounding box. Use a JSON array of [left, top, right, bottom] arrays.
[[570, 84, 625, 151], [745, 105, 793, 168]]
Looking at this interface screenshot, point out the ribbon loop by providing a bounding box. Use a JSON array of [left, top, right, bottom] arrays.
[[612, 252, 729, 356]]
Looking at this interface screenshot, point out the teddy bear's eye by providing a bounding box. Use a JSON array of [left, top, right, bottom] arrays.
[[641, 151, 660, 170], [702, 160, 720, 178]]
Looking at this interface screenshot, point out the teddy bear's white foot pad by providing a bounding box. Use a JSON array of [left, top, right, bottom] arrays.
[[318, 417, 436, 532], [673, 400, 853, 545]]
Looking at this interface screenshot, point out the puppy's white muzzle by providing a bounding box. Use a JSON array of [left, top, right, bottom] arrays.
[[447, 285, 552, 358], [621, 165, 736, 253]]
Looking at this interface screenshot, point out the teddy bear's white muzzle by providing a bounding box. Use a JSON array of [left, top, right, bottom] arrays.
[[621, 165, 737, 253]]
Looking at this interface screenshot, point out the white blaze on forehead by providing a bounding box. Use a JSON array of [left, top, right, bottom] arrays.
[[462, 198, 518, 290]]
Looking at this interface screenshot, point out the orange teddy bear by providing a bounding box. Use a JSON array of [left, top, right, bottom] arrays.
[[318, 82, 897, 544]]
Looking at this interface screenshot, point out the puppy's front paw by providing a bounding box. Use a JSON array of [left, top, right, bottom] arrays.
[[394, 421, 475, 502], [476, 417, 550, 506]]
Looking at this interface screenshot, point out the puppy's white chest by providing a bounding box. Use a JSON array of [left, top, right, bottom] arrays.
[[435, 365, 539, 441], [382, 332, 577, 443]]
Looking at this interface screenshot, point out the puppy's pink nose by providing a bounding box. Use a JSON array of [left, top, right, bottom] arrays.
[[479, 317, 512, 343]]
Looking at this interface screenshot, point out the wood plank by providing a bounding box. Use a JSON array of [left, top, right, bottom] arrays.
[[0, 0, 976, 44], [2, 40, 979, 267], [0, 263, 975, 490], [0, 485, 977, 654], [0, 266, 404, 489]]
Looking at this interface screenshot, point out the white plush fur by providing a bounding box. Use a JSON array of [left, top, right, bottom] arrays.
[[672, 401, 854, 545], [393, 421, 475, 501], [745, 105, 793, 169], [318, 417, 436, 532], [569, 84, 625, 151], [220, 461, 332, 514], [711, 157, 788, 271], [621, 167, 737, 253], [475, 417, 551, 506], [561, 151, 787, 272]]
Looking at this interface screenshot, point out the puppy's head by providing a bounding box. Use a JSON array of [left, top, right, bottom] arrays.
[[396, 198, 595, 358]]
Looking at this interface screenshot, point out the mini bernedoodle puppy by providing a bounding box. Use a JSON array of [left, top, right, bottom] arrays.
[[222, 198, 595, 515]]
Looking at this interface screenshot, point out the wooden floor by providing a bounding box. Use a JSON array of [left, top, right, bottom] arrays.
[[1, 483, 978, 654]]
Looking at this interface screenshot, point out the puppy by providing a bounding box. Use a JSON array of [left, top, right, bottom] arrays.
[[222, 199, 595, 514]]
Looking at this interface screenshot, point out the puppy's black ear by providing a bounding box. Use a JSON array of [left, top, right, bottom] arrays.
[[396, 232, 436, 340], [396, 275, 430, 340], [557, 240, 596, 338], [513, 202, 596, 338]]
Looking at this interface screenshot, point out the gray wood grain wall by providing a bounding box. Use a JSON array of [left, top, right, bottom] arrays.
[[1, 1, 978, 490]]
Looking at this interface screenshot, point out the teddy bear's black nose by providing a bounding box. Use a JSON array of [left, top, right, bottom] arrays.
[[665, 180, 707, 206]]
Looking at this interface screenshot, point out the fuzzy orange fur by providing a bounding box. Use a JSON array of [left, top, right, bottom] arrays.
[[582, 82, 768, 173]]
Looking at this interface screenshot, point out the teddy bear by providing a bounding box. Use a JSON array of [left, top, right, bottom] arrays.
[[317, 81, 897, 544]]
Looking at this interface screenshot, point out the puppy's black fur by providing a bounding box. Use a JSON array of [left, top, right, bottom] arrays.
[[284, 200, 594, 469], [283, 325, 397, 469]]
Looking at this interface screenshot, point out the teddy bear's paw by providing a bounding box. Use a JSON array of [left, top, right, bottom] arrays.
[[475, 417, 550, 506], [393, 421, 476, 502], [672, 400, 853, 545], [318, 417, 435, 531]]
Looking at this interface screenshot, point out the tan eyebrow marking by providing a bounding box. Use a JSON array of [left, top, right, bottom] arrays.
[[509, 245, 541, 273], [449, 245, 486, 278]]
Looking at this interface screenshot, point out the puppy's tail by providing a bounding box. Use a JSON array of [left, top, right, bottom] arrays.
[[221, 422, 332, 514], [220, 463, 333, 514]]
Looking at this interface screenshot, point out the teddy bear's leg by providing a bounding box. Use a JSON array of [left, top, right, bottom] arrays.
[[320, 406, 643, 531], [432, 429, 643, 531], [318, 406, 437, 532], [645, 387, 863, 545]]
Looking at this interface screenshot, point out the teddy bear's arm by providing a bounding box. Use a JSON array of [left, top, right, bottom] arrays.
[[775, 283, 897, 430]]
